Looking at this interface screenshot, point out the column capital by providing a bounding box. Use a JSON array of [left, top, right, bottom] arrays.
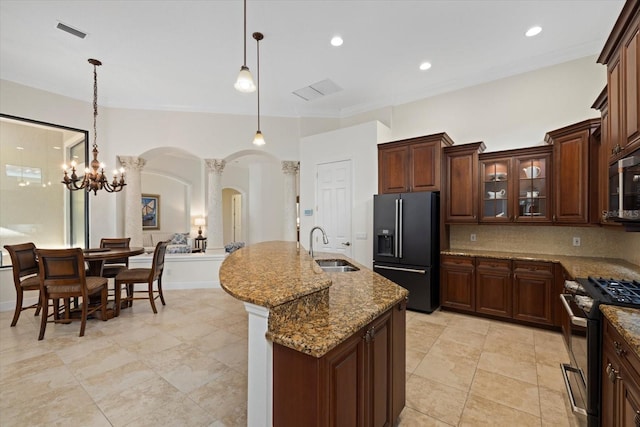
[[205, 159, 226, 174], [118, 156, 146, 170], [281, 160, 300, 175]]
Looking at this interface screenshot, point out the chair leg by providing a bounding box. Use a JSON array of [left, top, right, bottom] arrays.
[[79, 297, 87, 337], [158, 276, 166, 306], [10, 288, 23, 327], [148, 280, 158, 314], [127, 284, 133, 308], [34, 292, 42, 316], [114, 281, 122, 317], [38, 295, 48, 340], [101, 286, 108, 322]]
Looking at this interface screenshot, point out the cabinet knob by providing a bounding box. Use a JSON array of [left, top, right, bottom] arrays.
[[606, 363, 620, 383], [614, 341, 627, 357], [553, 215, 556, 222]]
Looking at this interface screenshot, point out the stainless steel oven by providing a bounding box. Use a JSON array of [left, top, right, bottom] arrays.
[[560, 290, 589, 420], [560, 277, 640, 427]]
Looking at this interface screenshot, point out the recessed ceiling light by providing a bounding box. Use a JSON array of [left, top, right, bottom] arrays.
[[419, 62, 432, 71], [330, 36, 343, 47], [525, 26, 542, 37]]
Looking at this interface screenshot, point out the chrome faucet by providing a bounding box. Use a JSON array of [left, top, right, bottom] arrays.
[[309, 226, 329, 258]]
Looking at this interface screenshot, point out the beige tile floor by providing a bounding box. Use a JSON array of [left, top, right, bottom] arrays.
[[0, 289, 586, 426]]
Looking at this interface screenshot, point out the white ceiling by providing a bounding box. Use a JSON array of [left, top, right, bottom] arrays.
[[0, 0, 625, 119]]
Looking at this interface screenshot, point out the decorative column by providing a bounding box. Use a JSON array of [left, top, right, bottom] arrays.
[[205, 159, 226, 250], [118, 156, 146, 247], [282, 161, 300, 242]]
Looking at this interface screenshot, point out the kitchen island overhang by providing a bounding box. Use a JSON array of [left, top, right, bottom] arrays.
[[219, 241, 409, 426]]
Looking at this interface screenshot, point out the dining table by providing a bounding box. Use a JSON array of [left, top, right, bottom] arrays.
[[83, 246, 145, 276]]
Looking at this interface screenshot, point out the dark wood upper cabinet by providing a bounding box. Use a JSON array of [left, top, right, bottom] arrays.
[[378, 133, 453, 194], [479, 146, 553, 223], [597, 0, 640, 161], [443, 142, 486, 223], [545, 118, 601, 225]]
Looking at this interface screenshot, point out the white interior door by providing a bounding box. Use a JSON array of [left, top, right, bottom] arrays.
[[316, 160, 352, 257]]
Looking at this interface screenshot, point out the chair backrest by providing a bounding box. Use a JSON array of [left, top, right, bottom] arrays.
[[151, 240, 170, 281], [36, 248, 87, 297], [100, 237, 131, 266], [4, 242, 38, 284]]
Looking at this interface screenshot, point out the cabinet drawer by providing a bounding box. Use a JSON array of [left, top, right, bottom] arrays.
[[512, 261, 553, 276], [604, 317, 640, 382], [476, 258, 511, 272], [441, 255, 474, 268]]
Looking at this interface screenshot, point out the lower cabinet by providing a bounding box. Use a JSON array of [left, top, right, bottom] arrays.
[[441, 255, 475, 313], [273, 299, 407, 427], [512, 261, 554, 326], [601, 315, 640, 427], [476, 258, 512, 319], [441, 255, 556, 327]]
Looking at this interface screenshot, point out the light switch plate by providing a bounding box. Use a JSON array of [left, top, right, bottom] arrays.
[[470, 233, 477, 242], [572, 237, 581, 247]]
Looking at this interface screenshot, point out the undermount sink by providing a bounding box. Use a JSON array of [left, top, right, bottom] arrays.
[[315, 259, 359, 272]]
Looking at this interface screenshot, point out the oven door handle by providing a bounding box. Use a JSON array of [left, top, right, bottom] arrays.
[[560, 294, 588, 328]]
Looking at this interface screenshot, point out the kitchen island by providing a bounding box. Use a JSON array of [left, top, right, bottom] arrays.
[[219, 241, 409, 427]]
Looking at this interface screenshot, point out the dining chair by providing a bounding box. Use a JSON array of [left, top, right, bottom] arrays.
[[99, 237, 131, 278], [3, 242, 41, 326], [114, 240, 169, 316], [36, 248, 108, 340]]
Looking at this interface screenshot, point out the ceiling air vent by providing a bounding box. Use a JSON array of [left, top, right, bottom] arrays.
[[292, 79, 342, 101], [56, 22, 87, 39]]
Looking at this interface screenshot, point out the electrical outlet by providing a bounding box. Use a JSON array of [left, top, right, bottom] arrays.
[[470, 233, 477, 242], [572, 237, 581, 247]]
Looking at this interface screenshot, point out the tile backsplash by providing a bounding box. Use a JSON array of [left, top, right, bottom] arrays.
[[449, 224, 640, 266]]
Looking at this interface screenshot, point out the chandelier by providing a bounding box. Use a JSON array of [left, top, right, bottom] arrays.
[[62, 58, 126, 195]]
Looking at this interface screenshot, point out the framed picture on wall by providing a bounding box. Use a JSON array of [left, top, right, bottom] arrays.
[[142, 194, 160, 230]]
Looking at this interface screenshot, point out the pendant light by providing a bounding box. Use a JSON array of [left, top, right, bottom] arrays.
[[234, 0, 256, 93], [252, 32, 265, 146], [61, 59, 126, 195]]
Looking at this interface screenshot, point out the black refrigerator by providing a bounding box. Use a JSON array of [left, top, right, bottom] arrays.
[[373, 192, 439, 313]]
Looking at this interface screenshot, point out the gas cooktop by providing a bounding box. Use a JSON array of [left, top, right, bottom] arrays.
[[577, 276, 640, 308]]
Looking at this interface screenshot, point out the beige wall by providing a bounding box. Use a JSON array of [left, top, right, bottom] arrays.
[[344, 56, 606, 153], [450, 224, 640, 266]]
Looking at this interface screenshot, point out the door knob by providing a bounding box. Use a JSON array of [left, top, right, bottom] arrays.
[[342, 242, 351, 246]]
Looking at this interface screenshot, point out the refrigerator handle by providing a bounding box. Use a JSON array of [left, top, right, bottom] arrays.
[[399, 198, 403, 258], [394, 199, 399, 257]]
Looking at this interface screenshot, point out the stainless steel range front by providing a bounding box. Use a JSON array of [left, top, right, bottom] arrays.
[[560, 277, 640, 426]]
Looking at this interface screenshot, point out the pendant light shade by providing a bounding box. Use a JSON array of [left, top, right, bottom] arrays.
[[235, 65, 255, 93], [252, 32, 265, 146], [234, 0, 256, 93], [253, 130, 265, 146]]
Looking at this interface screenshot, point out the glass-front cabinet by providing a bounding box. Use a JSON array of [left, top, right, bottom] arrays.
[[479, 146, 552, 223], [481, 159, 511, 222]]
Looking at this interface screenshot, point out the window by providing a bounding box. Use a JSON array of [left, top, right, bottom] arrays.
[[0, 114, 88, 266]]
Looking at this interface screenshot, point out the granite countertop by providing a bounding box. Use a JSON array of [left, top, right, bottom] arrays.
[[220, 241, 409, 358], [442, 249, 640, 281], [600, 305, 640, 358]]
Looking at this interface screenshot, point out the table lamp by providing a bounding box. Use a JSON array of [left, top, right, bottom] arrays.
[[194, 217, 206, 237]]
